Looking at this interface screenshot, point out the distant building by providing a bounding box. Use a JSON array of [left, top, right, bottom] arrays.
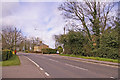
[[34, 41, 49, 52]]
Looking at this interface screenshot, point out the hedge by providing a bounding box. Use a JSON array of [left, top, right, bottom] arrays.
[[91, 47, 119, 59], [41, 48, 57, 54], [2, 50, 13, 61], [25, 50, 29, 53], [57, 46, 63, 54]]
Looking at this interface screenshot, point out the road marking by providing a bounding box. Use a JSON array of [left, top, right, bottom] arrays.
[[61, 57, 118, 68], [45, 72, 50, 76], [26, 57, 40, 67], [26, 57, 51, 77], [65, 63, 88, 71], [49, 59, 59, 62], [110, 77, 114, 78], [40, 67, 43, 70]]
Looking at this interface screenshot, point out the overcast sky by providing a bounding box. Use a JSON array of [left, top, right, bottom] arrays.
[[1, 2, 66, 48], [0, 0, 118, 48]]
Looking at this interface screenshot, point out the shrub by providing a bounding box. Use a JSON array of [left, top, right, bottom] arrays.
[[95, 27, 119, 59], [25, 50, 29, 53], [83, 44, 93, 56], [57, 46, 63, 54], [56, 31, 87, 55], [42, 48, 57, 54], [92, 47, 119, 59], [2, 50, 13, 61]]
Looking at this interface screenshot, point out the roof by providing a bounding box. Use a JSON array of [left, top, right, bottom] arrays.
[[36, 43, 48, 46]]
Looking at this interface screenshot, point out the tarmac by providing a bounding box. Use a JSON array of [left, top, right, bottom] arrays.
[[55, 55, 120, 67], [2, 53, 119, 79]]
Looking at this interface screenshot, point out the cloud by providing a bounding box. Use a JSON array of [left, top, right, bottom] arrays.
[[1, 2, 65, 48]]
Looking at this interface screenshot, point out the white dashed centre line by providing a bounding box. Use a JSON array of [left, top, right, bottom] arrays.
[[65, 63, 88, 71], [49, 59, 59, 62]]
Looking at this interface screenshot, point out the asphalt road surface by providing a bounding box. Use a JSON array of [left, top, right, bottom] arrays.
[[18, 53, 118, 78]]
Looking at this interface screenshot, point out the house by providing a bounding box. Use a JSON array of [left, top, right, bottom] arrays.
[[34, 41, 49, 52]]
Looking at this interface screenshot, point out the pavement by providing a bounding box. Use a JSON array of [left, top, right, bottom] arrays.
[[2, 54, 49, 78]]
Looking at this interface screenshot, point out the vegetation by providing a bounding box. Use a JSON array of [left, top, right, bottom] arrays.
[[60, 54, 120, 63], [56, 31, 88, 55], [25, 50, 29, 53], [58, 2, 115, 48], [42, 48, 57, 54], [1, 55, 20, 66], [1, 27, 43, 52], [2, 27, 23, 52], [1, 50, 13, 61], [55, 1, 119, 60], [92, 26, 119, 59], [0, 50, 20, 66], [57, 46, 63, 54], [55, 23, 119, 59]]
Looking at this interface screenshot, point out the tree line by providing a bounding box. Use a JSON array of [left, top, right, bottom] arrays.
[[55, 1, 119, 59], [1, 26, 41, 52]]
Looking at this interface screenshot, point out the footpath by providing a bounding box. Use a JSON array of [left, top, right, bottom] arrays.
[[2, 55, 46, 78]]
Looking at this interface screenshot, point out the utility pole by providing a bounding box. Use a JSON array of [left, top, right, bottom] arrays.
[[64, 27, 65, 34], [15, 27, 17, 55], [24, 36, 27, 52]]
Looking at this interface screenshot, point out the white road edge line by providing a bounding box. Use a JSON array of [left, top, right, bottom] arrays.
[[65, 63, 88, 71], [26, 57, 39, 67], [40, 67, 43, 70], [45, 72, 50, 76], [26, 57, 50, 77]]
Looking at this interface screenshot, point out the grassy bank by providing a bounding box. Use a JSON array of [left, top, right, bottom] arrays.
[[0, 55, 21, 66], [60, 54, 119, 63]]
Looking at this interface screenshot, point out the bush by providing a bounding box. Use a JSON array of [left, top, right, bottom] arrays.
[[2, 50, 13, 61], [92, 47, 119, 59], [57, 46, 63, 54], [57, 31, 87, 55], [25, 50, 29, 53], [83, 44, 93, 56], [94, 27, 119, 59], [42, 48, 57, 54]]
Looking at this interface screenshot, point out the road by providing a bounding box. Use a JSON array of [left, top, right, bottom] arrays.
[[18, 53, 118, 79]]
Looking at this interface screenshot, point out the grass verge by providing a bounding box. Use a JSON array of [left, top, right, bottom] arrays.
[[0, 55, 21, 66], [60, 54, 119, 63]]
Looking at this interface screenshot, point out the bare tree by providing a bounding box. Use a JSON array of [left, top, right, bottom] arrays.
[[58, 1, 116, 48], [26, 37, 42, 51], [2, 27, 23, 51]]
